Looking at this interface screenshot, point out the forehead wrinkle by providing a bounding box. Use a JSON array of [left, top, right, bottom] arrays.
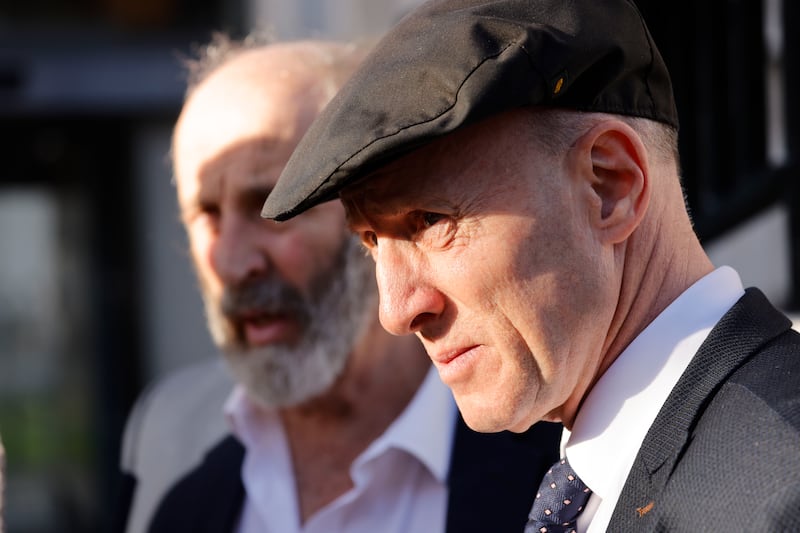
[[192, 138, 272, 186]]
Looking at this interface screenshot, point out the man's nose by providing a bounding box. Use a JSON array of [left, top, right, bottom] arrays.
[[375, 241, 444, 336], [210, 215, 270, 286]]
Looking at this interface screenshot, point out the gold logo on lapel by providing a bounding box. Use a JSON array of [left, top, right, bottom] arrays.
[[636, 501, 655, 517]]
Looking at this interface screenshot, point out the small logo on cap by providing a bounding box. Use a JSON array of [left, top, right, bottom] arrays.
[[554, 77, 564, 95]]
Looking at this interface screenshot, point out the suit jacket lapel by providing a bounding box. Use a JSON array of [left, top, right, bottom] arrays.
[[609, 288, 791, 529], [445, 414, 561, 533]]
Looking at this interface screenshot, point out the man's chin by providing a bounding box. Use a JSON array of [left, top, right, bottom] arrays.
[[221, 346, 340, 409], [455, 398, 530, 434]]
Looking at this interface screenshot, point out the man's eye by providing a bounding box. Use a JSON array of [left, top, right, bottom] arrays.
[[185, 203, 220, 227], [415, 211, 455, 249], [196, 202, 220, 218], [422, 212, 446, 227]]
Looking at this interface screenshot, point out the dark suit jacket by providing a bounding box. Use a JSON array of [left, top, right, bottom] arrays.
[[609, 288, 800, 531], [143, 415, 561, 533]]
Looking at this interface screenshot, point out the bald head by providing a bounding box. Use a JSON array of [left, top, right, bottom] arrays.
[[173, 41, 364, 192]]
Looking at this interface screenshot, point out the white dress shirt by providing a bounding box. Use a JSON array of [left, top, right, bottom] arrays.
[[566, 266, 745, 532], [225, 366, 457, 533]]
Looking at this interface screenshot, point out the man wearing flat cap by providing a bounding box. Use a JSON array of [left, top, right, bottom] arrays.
[[263, 0, 800, 531]]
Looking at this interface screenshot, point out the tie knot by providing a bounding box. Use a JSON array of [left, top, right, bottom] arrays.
[[525, 457, 592, 533]]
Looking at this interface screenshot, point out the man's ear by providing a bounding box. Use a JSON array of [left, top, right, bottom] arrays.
[[571, 120, 650, 244]]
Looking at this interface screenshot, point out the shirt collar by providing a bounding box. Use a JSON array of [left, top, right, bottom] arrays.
[[224, 365, 456, 484], [354, 366, 456, 484], [566, 266, 745, 502]]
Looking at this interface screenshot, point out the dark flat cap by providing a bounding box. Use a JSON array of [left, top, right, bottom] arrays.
[[262, 0, 678, 221]]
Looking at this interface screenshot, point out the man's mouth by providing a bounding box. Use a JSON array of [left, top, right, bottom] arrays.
[[238, 312, 300, 347], [431, 346, 473, 365], [430, 344, 481, 384]]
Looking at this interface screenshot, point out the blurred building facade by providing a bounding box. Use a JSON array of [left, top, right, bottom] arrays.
[[0, 1, 798, 532]]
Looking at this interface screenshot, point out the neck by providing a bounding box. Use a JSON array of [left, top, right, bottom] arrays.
[[598, 194, 715, 394], [278, 324, 431, 522]]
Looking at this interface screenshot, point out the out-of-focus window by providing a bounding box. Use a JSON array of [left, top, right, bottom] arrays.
[[0, 188, 95, 532], [0, 118, 142, 533]]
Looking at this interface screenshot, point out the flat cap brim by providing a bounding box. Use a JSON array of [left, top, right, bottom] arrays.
[[262, 0, 678, 221]]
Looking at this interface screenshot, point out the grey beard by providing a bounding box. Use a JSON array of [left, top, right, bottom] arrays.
[[201, 236, 377, 408]]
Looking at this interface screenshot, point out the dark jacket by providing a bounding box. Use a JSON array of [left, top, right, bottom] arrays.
[[144, 416, 561, 533], [609, 289, 800, 531]]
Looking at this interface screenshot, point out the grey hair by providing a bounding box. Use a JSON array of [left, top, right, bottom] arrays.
[[181, 30, 275, 98], [180, 30, 374, 103], [521, 107, 690, 218], [523, 107, 680, 174]]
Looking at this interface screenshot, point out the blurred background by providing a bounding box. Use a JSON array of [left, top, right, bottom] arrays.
[[0, 0, 798, 532]]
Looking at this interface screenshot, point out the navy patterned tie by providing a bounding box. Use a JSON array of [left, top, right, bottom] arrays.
[[525, 457, 592, 533]]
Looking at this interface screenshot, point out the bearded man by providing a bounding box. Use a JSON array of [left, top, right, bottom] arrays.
[[116, 36, 560, 533]]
